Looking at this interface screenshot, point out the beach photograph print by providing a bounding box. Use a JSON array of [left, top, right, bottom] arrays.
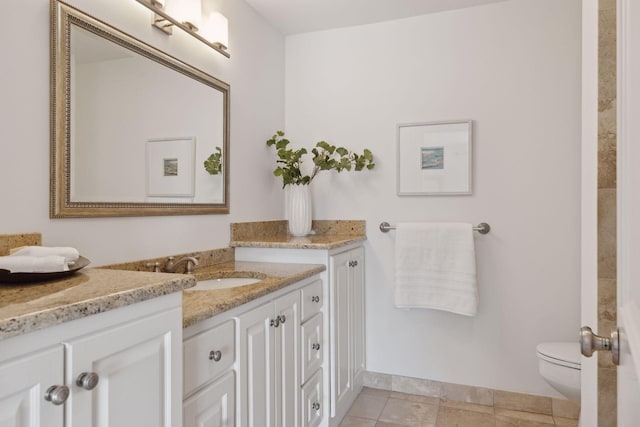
[[164, 158, 178, 176], [421, 147, 444, 170]]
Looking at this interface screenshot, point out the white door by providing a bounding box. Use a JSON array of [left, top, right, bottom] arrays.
[[238, 302, 275, 427], [274, 291, 300, 427], [351, 247, 366, 387], [0, 346, 64, 427], [580, 1, 599, 424], [65, 308, 181, 427], [330, 250, 352, 417], [616, 0, 640, 422]]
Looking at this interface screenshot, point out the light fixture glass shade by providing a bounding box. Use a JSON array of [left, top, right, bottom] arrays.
[[201, 12, 229, 48], [164, 0, 201, 29]]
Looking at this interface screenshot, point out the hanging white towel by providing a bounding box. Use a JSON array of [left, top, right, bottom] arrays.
[[394, 222, 478, 316]]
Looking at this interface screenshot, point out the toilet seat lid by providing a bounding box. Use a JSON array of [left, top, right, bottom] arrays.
[[537, 342, 581, 369]]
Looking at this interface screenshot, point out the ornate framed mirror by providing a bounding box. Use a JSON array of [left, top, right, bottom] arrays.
[[51, 0, 230, 217]]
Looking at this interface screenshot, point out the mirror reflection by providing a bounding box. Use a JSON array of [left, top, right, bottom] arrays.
[[51, 1, 230, 217]]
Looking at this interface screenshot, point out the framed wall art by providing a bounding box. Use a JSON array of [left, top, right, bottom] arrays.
[[146, 137, 196, 197], [397, 120, 473, 195]]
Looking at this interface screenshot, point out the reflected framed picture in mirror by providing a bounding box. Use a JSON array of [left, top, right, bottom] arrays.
[[397, 120, 473, 196], [146, 137, 195, 198]]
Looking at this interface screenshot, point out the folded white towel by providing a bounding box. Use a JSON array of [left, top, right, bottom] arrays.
[[0, 255, 69, 273], [394, 222, 478, 316], [10, 246, 79, 264]]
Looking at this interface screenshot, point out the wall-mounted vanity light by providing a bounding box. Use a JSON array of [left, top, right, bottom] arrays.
[[135, 0, 230, 58]]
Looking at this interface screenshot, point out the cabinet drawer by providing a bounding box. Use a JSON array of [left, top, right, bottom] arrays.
[[301, 368, 323, 427], [183, 370, 235, 427], [301, 313, 323, 383], [183, 320, 235, 396], [301, 279, 323, 322]]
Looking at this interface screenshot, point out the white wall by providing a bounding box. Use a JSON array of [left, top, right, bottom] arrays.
[[1, 0, 285, 265], [285, 0, 582, 396]]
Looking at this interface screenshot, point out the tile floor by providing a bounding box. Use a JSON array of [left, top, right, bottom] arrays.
[[340, 387, 579, 427]]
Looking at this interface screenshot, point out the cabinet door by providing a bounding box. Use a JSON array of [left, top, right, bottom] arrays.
[[0, 346, 64, 427], [183, 371, 235, 427], [301, 369, 323, 427], [350, 246, 366, 387], [301, 313, 323, 384], [66, 307, 182, 427], [329, 250, 352, 417], [274, 291, 300, 427], [238, 302, 275, 427]]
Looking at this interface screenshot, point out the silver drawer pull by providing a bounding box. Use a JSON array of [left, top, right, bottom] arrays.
[[44, 385, 69, 405], [311, 343, 321, 351], [209, 350, 222, 362], [311, 296, 320, 303], [312, 402, 321, 411], [76, 372, 99, 390]]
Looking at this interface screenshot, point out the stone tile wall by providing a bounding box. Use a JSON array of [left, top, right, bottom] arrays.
[[597, 0, 617, 425]]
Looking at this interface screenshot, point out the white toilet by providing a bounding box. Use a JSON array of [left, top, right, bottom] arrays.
[[536, 342, 581, 403]]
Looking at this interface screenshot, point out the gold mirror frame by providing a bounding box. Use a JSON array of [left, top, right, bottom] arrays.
[[50, 0, 230, 218]]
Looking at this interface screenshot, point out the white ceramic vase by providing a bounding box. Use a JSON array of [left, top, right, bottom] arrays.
[[286, 184, 312, 237]]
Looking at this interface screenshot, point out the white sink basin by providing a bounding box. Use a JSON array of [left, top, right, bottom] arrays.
[[191, 277, 262, 290]]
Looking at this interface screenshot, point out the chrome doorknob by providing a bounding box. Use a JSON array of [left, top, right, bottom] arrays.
[[580, 326, 620, 365], [76, 372, 100, 390], [44, 385, 70, 405]]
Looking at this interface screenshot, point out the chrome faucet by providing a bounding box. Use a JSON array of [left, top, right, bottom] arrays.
[[165, 256, 199, 274]]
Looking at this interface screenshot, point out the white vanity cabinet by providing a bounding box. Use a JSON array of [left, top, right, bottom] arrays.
[[235, 243, 366, 426], [183, 274, 325, 427], [238, 289, 300, 427], [0, 293, 183, 427]]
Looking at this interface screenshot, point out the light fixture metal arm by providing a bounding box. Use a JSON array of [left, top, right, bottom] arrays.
[[135, 0, 230, 58]]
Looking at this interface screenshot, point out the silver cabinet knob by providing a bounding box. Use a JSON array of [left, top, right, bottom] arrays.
[[270, 317, 280, 328], [76, 372, 100, 390], [312, 343, 321, 351], [209, 350, 222, 362], [278, 314, 286, 324], [580, 326, 620, 365], [44, 385, 69, 405], [311, 296, 320, 303], [312, 402, 321, 411]]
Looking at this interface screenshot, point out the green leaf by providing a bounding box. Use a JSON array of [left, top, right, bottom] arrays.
[[203, 146, 223, 175], [266, 130, 376, 187]]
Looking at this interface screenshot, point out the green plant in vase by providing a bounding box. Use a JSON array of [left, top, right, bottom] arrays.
[[266, 131, 375, 188], [266, 131, 375, 236]]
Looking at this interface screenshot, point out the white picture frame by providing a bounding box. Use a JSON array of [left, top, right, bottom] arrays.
[[146, 137, 196, 197], [397, 120, 473, 195]]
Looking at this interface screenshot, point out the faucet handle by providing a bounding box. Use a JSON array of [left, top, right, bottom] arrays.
[[145, 262, 160, 273]]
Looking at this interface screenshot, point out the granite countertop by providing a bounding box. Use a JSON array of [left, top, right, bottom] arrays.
[[182, 261, 325, 328], [229, 219, 366, 250], [0, 269, 194, 341]]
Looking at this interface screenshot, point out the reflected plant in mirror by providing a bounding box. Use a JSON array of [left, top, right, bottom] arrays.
[[266, 131, 375, 188], [204, 147, 223, 175]]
